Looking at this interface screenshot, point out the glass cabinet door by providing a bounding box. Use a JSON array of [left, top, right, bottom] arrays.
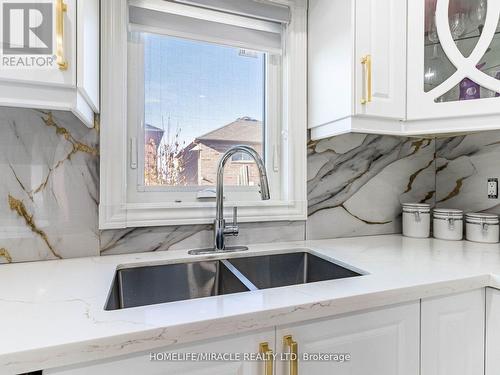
[[408, 0, 500, 120]]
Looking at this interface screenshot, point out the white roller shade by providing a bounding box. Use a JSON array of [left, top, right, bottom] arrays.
[[129, 0, 284, 54], [172, 0, 290, 23]]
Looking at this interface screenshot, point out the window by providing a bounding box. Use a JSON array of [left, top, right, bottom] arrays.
[[127, 0, 284, 202], [140, 33, 266, 188], [100, 0, 307, 228], [231, 150, 256, 162]]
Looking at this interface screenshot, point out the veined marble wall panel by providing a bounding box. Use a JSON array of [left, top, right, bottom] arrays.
[[0, 106, 448, 263], [307, 134, 436, 240], [436, 131, 500, 214], [0, 108, 99, 263], [100, 221, 306, 255]]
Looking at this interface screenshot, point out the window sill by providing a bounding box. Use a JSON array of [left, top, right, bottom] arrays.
[[99, 199, 307, 229]]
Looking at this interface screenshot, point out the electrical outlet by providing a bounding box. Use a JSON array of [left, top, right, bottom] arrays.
[[488, 178, 498, 199]]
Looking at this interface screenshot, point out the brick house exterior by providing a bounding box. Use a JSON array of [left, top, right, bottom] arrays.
[[144, 124, 165, 185], [179, 117, 263, 186]]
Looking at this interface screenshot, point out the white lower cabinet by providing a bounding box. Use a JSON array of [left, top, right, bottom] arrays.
[[45, 329, 275, 375], [275, 301, 420, 375], [486, 287, 500, 375], [421, 289, 485, 375], [46, 290, 489, 375]]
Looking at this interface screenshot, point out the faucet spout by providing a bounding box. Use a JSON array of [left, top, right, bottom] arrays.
[[214, 145, 270, 250]]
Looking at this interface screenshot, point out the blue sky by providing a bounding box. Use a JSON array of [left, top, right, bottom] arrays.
[[144, 33, 265, 148]]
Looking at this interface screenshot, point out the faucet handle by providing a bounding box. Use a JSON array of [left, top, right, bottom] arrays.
[[223, 207, 239, 237], [232, 206, 238, 226]]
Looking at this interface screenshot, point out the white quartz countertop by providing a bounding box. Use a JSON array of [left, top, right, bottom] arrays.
[[3, 234, 500, 374]]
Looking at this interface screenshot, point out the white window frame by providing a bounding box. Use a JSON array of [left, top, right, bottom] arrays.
[[127, 33, 281, 203], [99, 0, 307, 229]]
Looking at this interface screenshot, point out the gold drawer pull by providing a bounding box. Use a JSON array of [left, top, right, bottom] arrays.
[[259, 342, 274, 375], [283, 335, 298, 375], [361, 54, 372, 104], [56, 0, 68, 71]]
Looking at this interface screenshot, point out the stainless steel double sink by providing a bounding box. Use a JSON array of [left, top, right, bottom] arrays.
[[105, 251, 362, 310]]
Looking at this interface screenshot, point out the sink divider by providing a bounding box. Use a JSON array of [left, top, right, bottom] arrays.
[[220, 259, 259, 292]]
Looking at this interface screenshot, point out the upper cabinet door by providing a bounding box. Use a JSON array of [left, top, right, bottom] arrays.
[[0, 0, 76, 87], [408, 0, 500, 120], [354, 0, 407, 119], [0, 0, 98, 127], [308, 0, 354, 129], [77, 0, 99, 112]]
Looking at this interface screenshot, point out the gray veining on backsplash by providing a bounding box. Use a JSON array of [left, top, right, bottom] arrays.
[[100, 221, 306, 255], [0, 107, 306, 263], [3, 105, 500, 263], [436, 130, 500, 214], [307, 134, 436, 239]]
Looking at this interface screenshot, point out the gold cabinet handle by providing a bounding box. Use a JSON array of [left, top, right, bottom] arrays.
[[283, 335, 298, 375], [259, 342, 274, 375], [56, 0, 68, 71], [360, 54, 372, 104]]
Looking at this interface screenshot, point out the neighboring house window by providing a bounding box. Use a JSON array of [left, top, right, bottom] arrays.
[[180, 117, 264, 186], [231, 149, 256, 162], [100, 0, 307, 228]]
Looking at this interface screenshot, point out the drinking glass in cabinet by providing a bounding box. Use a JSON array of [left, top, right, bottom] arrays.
[[424, 0, 500, 103]]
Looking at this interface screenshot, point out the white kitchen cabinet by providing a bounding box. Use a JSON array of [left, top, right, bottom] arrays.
[[407, 0, 500, 122], [275, 301, 420, 375], [44, 291, 489, 375], [486, 287, 500, 375], [309, 0, 500, 139], [308, 0, 407, 140], [46, 302, 419, 375], [45, 329, 275, 375], [421, 289, 485, 375], [76, 0, 100, 113], [0, 0, 99, 127]]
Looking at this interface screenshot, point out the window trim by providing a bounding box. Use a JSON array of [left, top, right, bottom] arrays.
[[99, 0, 307, 229]]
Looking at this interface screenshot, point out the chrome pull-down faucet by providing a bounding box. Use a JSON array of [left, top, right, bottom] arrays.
[[189, 145, 270, 255]]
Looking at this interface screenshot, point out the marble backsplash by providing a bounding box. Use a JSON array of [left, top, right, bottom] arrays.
[[99, 133, 436, 253], [100, 221, 306, 255], [435, 131, 500, 214], [0, 108, 99, 264], [0, 108, 308, 263], [307, 134, 436, 239], [1, 106, 495, 263]]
